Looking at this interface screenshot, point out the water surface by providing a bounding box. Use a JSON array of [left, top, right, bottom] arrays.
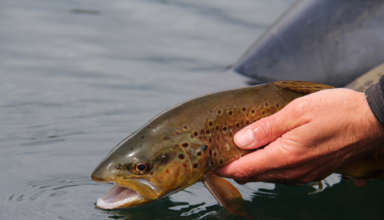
[[1, 0, 383, 219]]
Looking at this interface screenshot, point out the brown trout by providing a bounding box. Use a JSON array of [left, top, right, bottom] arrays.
[[91, 81, 384, 213]]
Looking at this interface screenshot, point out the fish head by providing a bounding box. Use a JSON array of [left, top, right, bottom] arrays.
[[91, 128, 197, 209]]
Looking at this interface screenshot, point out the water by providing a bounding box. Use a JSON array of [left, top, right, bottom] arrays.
[[1, 0, 383, 219]]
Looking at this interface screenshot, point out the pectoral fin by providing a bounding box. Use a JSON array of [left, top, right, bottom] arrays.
[[202, 173, 248, 218]]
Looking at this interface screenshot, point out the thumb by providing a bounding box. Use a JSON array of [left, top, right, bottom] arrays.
[[234, 99, 309, 149]]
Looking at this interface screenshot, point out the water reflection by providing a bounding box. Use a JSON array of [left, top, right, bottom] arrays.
[[5, 174, 383, 220], [246, 180, 384, 220]]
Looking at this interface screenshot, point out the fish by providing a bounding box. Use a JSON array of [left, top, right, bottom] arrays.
[[346, 63, 384, 92], [91, 80, 384, 214]]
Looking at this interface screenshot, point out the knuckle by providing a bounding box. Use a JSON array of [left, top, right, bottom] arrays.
[[274, 137, 301, 161], [254, 118, 273, 140], [286, 97, 310, 118]]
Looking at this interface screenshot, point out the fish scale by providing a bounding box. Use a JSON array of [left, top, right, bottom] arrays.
[[179, 83, 305, 171]]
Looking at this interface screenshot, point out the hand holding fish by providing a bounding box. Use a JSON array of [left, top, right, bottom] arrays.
[[219, 88, 384, 183]]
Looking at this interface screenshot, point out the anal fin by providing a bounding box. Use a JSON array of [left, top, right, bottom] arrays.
[[202, 173, 249, 218]]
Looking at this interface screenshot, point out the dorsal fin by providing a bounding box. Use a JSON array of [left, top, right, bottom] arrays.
[[273, 80, 333, 94]]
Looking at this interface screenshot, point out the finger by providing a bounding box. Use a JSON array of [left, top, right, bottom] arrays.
[[252, 163, 328, 184], [222, 128, 340, 183], [218, 137, 295, 179], [234, 98, 311, 149], [219, 148, 326, 184]]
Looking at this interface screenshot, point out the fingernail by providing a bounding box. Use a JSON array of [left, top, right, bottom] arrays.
[[234, 128, 255, 148]]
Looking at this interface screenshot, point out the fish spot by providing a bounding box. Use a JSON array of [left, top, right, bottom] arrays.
[[236, 123, 240, 127], [251, 109, 255, 114], [261, 111, 265, 115], [115, 164, 123, 170], [182, 143, 189, 148], [213, 152, 217, 157], [208, 121, 213, 127], [208, 138, 212, 142], [201, 145, 208, 151], [228, 110, 233, 116], [223, 127, 227, 131], [178, 154, 185, 160], [242, 107, 246, 112], [205, 130, 210, 134], [197, 151, 202, 156], [275, 103, 280, 108], [183, 125, 189, 130], [217, 110, 222, 115], [215, 126, 220, 131], [193, 163, 198, 168], [219, 159, 223, 165], [193, 131, 198, 136]]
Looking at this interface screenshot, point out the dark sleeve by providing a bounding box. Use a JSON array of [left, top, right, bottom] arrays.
[[365, 76, 384, 127]]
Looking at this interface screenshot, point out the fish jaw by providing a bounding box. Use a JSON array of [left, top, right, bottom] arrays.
[[96, 185, 144, 209], [93, 177, 161, 210]]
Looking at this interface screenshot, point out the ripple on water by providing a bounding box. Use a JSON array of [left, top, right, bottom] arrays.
[[5, 176, 228, 220], [4, 174, 341, 220], [4, 170, 341, 220], [6, 176, 107, 220]]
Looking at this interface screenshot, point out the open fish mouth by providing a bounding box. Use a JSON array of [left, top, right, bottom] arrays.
[[95, 179, 160, 210], [96, 185, 142, 209]]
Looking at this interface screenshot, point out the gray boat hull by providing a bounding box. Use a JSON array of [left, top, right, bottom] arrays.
[[234, 0, 384, 86]]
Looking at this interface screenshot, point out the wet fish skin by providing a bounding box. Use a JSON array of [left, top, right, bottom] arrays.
[[91, 81, 333, 209]]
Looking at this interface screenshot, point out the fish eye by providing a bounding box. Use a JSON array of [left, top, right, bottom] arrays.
[[134, 162, 149, 174]]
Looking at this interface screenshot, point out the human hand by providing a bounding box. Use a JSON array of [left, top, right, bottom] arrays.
[[218, 88, 384, 183]]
